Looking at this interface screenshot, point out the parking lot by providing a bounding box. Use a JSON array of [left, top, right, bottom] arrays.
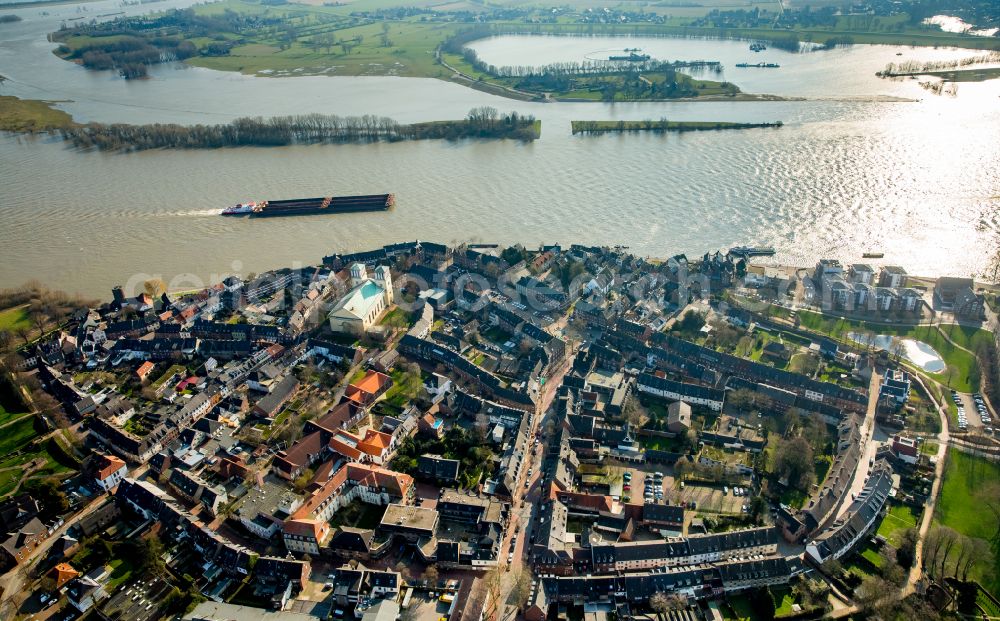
[[612, 461, 747, 515], [406, 590, 455, 621], [673, 483, 748, 515], [954, 391, 995, 433]]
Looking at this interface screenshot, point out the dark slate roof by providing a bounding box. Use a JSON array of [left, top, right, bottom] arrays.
[[642, 503, 685, 525], [418, 454, 461, 482], [636, 373, 725, 403], [652, 333, 866, 406]]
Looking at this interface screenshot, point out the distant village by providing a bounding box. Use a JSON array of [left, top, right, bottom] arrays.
[[0, 241, 995, 621]]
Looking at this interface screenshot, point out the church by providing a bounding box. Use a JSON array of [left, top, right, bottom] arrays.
[[328, 263, 393, 335]]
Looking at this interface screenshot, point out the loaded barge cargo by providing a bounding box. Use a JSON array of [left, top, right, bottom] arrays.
[[221, 194, 394, 217]]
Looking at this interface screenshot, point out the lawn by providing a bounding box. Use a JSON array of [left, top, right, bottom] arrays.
[[639, 434, 685, 453], [935, 451, 1000, 594], [877, 503, 920, 546], [384, 365, 424, 407], [0, 305, 31, 331], [107, 558, 134, 590], [0, 415, 40, 456], [0, 415, 75, 497], [379, 306, 413, 330], [722, 588, 794, 620], [771, 587, 796, 616], [861, 545, 884, 568], [725, 595, 755, 621], [0, 469, 20, 497], [937, 451, 1000, 540], [0, 379, 30, 426]]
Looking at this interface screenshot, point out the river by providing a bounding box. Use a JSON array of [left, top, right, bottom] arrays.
[[0, 0, 998, 297]]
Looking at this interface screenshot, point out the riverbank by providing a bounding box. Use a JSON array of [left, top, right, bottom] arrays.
[[571, 120, 783, 134], [0, 95, 75, 132], [46, 0, 1000, 103]]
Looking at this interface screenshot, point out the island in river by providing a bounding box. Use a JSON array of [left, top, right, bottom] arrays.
[[570, 120, 784, 134], [0, 99, 541, 149]]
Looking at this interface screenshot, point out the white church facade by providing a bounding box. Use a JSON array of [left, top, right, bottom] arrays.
[[328, 263, 393, 335]]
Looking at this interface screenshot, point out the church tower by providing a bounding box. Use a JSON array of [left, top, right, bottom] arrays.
[[350, 263, 367, 289], [374, 265, 393, 305]]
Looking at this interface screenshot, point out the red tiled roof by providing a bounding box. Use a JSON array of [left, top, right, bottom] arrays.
[[329, 432, 363, 461], [283, 518, 329, 543], [48, 563, 79, 589], [353, 371, 390, 395], [359, 429, 392, 452], [95, 454, 126, 481]]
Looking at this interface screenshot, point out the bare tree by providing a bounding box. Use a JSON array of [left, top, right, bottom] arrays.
[[938, 526, 960, 578], [512, 568, 533, 609], [959, 537, 992, 581], [423, 564, 439, 585], [649, 591, 685, 613]]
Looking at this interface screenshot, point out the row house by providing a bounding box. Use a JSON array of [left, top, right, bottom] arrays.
[[806, 460, 894, 564], [590, 527, 779, 573], [636, 373, 725, 411]]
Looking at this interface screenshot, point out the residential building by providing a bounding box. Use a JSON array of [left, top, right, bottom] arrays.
[[283, 463, 413, 555], [805, 460, 894, 563], [90, 453, 127, 492], [890, 435, 919, 465], [417, 454, 460, 483], [636, 373, 725, 411], [667, 401, 691, 433], [879, 266, 907, 288], [0, 517, 49, 569], [848, 264, 875, 285]]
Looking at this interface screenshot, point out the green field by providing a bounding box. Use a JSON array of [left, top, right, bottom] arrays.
[[937, 451, 1000, 540], [0, 305, 31, 331], [797, 311, 987, 392], [936, 451, 1000, 594], [0, 409, 75, 497], [0, 415, 40, 456]]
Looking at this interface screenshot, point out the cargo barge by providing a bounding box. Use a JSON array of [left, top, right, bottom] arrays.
[[728, 246, 776, 258], [221, 194, 394, 217]]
